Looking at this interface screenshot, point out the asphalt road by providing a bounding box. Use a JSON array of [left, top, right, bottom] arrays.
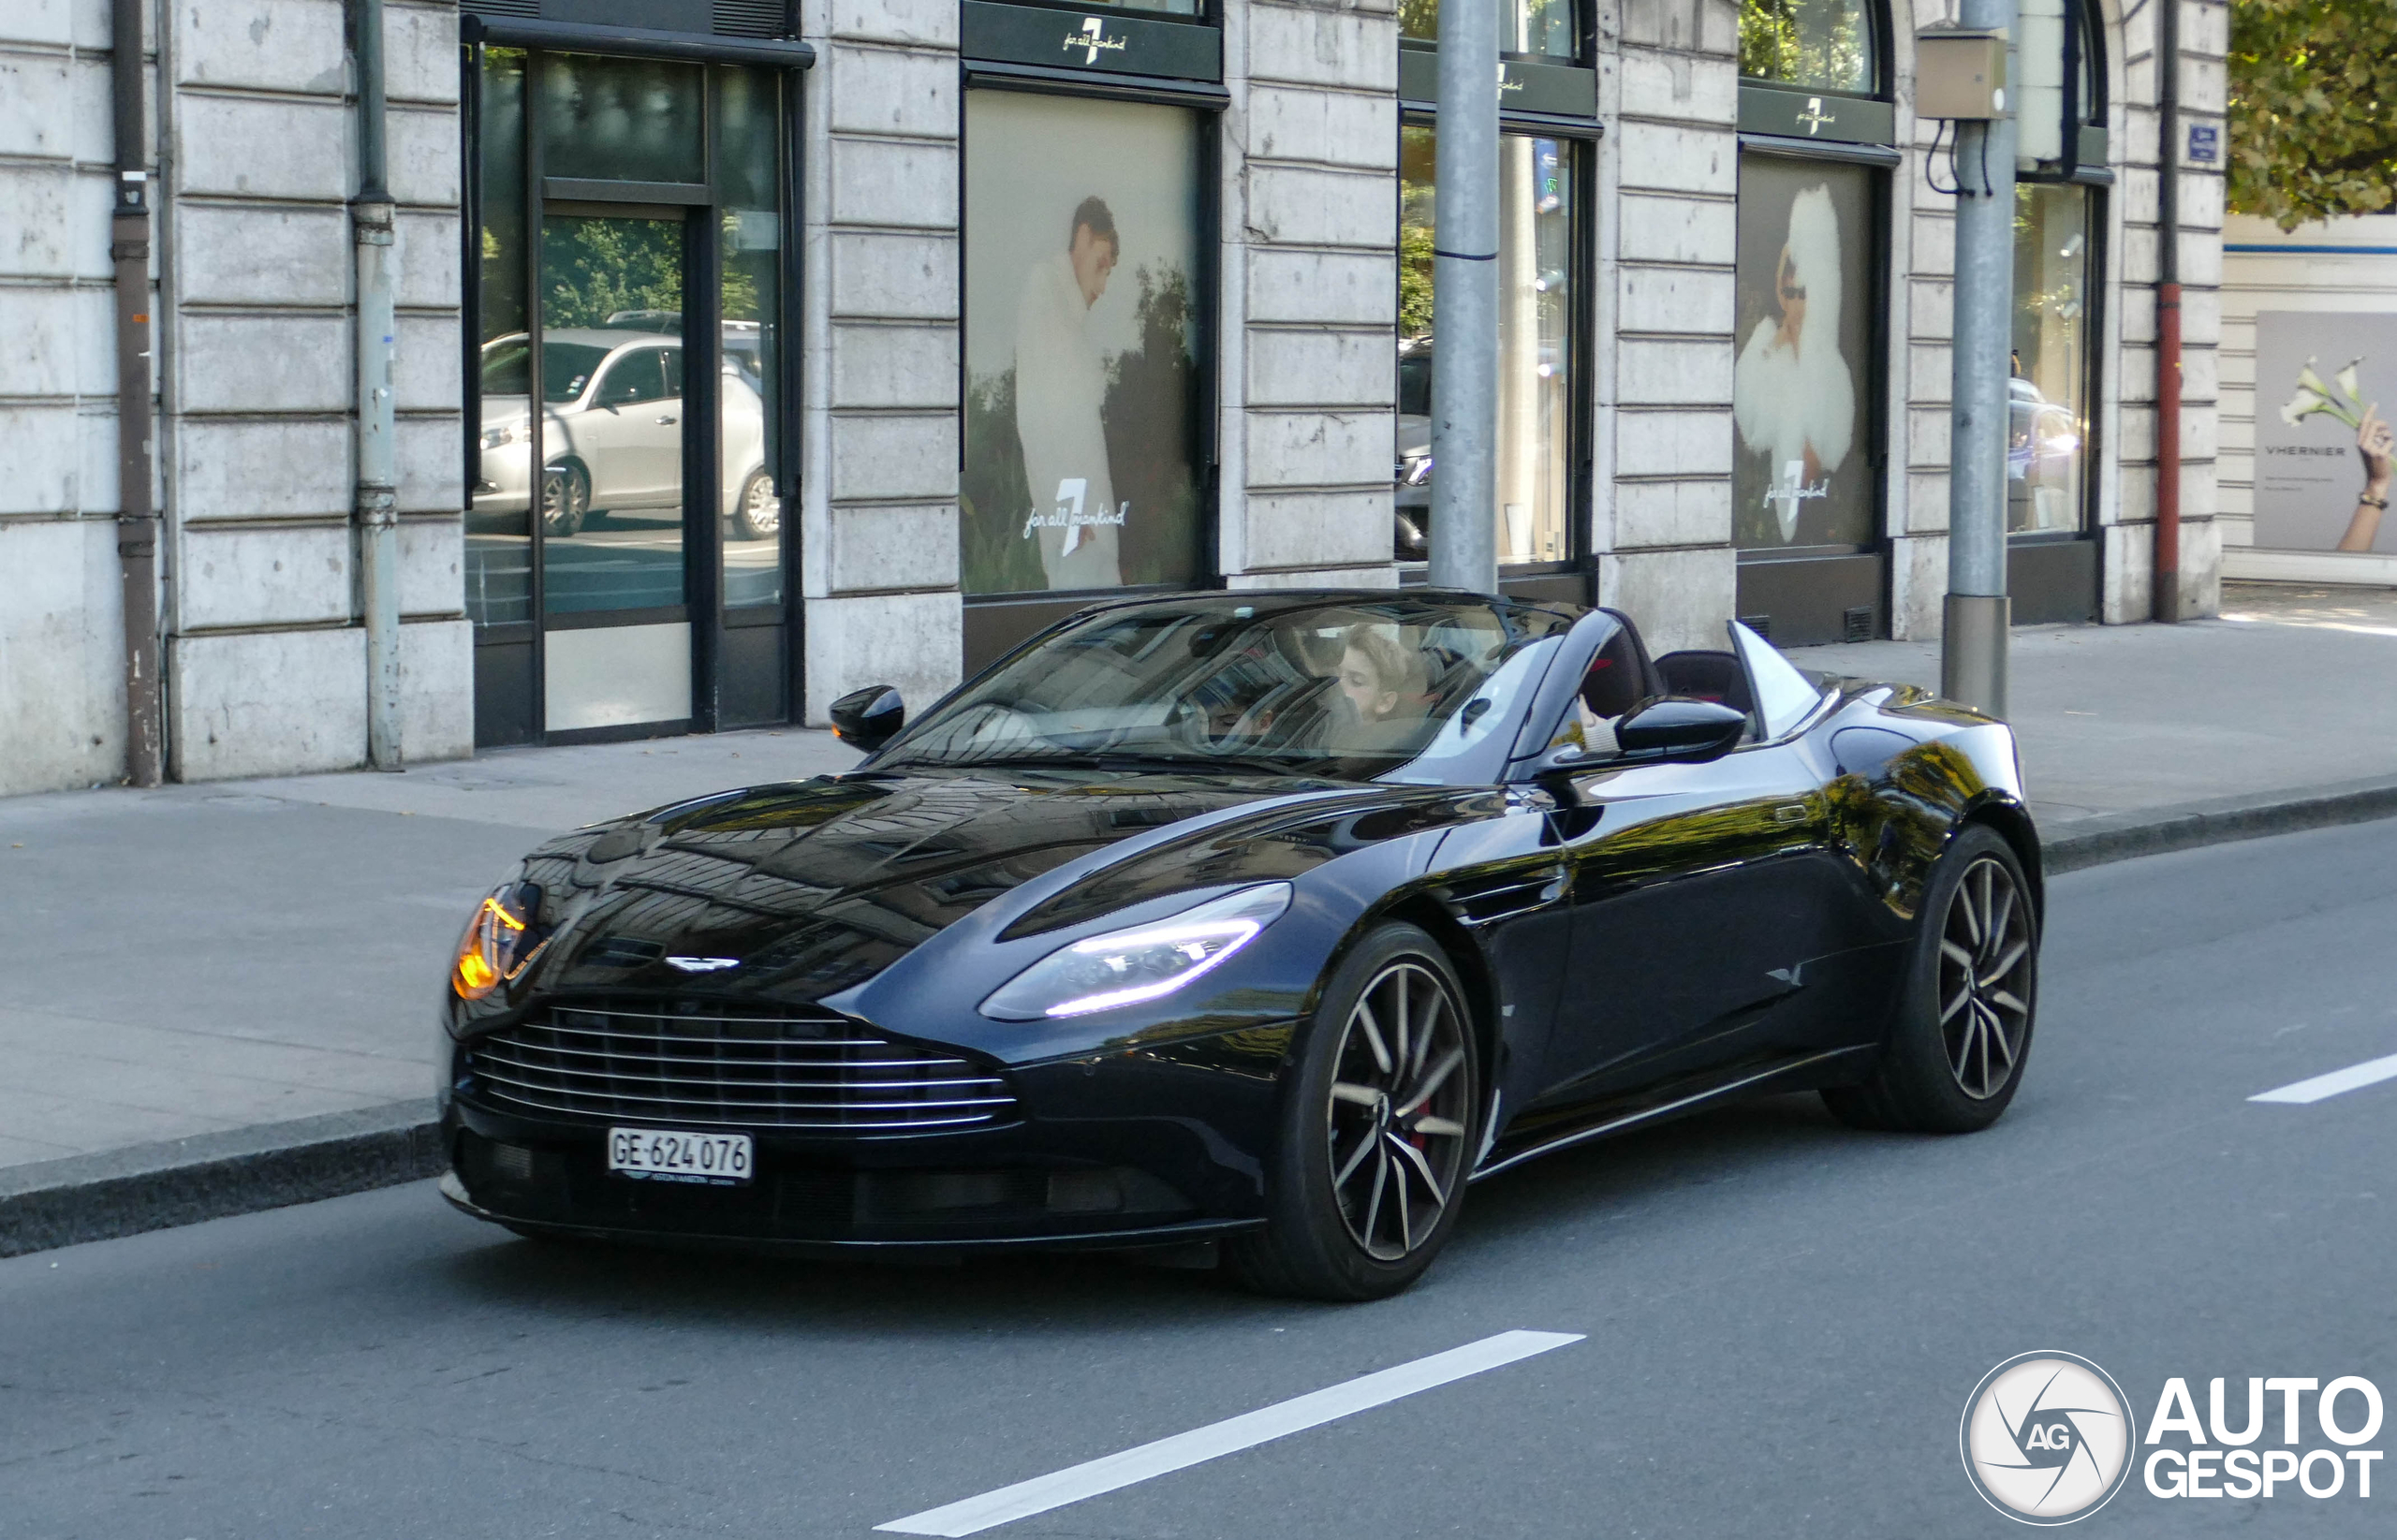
[[5, 821, 2394, 1539]]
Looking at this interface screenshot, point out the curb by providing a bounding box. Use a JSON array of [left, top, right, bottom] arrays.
[[0, 1099, 442, 1259], [2040, 771, 2397, 875], [8, 777, 2397, 1261]]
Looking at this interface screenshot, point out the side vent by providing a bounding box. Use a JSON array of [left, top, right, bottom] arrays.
[[1843, 605, 1876, 643], [713, 0, 794, 37], [1736, 614, 1772, 641]]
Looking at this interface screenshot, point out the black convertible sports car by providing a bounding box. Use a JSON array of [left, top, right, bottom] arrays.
[[437, 591, 2041, 1299]]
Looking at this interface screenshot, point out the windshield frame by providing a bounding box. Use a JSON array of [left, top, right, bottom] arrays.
[[865, 593, 1583, 787]]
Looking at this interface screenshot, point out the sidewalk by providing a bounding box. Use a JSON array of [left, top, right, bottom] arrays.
[[4, 581, 2394, 1251]]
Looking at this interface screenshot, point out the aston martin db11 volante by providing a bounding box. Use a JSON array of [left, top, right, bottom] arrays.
[[437, 591, 2042, 1299]]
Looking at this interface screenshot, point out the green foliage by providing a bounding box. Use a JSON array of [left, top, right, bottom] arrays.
[[1738, 0, 1872, 93], [539, 217, 683, 329], [2229, 0, 2397, 228], [960, 368, 1045, 595], [1399, 220, 1435, 342]]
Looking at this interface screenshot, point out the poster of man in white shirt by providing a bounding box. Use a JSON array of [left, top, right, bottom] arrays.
[[1015, 197, 1125, 590]]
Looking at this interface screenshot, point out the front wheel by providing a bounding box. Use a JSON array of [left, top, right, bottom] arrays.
[[732, 469, 781, 541], [1228, 922, 1479, 1301], [1824, 824, 2038, 1133], [540, 462, 588, 537]]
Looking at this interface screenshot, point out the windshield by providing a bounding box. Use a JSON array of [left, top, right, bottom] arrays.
[[874, 595, 1577, 782], [479, 339, 612, 403]]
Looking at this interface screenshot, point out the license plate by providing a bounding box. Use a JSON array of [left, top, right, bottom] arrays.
[[607, 1126, 753, 1186]]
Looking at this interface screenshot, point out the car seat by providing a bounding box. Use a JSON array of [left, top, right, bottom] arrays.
[[1654, 650, 1755, 714]]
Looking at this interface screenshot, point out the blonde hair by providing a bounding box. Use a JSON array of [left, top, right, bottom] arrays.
[[1340, 624, 1425, 704]]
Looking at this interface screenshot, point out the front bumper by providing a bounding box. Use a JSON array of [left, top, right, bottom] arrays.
[[438, 1020, 1291, 1253]]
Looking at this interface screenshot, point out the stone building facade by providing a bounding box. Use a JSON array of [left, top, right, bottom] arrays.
[[0, 0, 2225, 796]]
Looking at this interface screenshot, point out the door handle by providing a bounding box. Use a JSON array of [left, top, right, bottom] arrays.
[[1772, 803, 1808, 824], [655, 414, 679, 425]]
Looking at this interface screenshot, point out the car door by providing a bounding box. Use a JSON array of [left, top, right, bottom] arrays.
[[580, 347, 675, 508], [1527, 623, 1856, 1106]]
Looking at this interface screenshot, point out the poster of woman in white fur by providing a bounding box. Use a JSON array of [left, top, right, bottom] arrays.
[[1732, 173, 1865, 549]]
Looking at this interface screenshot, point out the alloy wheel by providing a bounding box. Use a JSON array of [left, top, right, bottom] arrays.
[[540, 465, 584, 534], [1938, 856, 2033, 1099], [740, 473, 781, 537], [1325, 960, 1471, 1261]]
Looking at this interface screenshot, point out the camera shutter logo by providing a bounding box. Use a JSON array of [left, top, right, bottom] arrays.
[[1962, 1353, 2135, 1524]]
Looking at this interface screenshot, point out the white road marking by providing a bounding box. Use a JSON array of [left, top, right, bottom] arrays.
[[875, 1328, 1584, 1537], [2251, 1050, 2397, 1105]]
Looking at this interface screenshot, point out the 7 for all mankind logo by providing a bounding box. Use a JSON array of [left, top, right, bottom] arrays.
[[1065, 17, 1130, 66]]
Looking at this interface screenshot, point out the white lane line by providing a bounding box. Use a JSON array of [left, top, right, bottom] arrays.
[[2251, 1050, 2397, 1105], [875, 1327, 1584, 1537]]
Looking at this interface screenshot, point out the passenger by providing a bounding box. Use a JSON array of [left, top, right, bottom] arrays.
[[1334, 624, 1432, 752]]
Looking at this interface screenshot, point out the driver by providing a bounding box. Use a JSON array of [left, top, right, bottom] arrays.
[[1334, 624, 1432, 752]]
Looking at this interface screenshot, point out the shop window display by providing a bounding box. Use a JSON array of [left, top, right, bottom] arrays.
[[2010, 183, 2093, 534]]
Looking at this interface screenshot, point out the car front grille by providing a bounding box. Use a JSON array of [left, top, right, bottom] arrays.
[[464, 999, 1017, 1134]]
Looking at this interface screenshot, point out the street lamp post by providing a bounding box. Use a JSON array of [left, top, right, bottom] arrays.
[[1429, 0, 1498, 595]]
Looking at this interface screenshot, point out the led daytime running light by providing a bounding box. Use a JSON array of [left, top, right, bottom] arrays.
[[980, 884, 1290, 1021]]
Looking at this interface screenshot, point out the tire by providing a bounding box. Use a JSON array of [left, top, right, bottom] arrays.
[[540, 462, 588, 537], [733, 470, 781, 541], [1228, 922, 1480, 1301], [1824, 824, 2038, 1134]]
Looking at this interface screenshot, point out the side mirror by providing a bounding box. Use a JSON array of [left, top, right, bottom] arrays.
[[1616, 697, 1749, 764], [829, 684, 904, 751]]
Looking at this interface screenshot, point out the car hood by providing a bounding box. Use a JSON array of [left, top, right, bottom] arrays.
[[502, 768, 1403, 1006]]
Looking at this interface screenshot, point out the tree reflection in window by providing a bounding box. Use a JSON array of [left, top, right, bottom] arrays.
[[1739, 0, 1876, 95]]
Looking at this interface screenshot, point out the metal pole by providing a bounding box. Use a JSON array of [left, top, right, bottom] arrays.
[[352, 0, 403, 768], [1429, 0, 1498, 594], [111, 0, 163, 785], [1942, 0, 2018, 718], [2153, 0, 2184, 622]]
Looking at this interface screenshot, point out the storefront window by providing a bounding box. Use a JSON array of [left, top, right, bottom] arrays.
[[1396, 127, 1578, 564], [537, 54, 703, 183], [2011, 183, 2092, 534], [1738, 0, 1876, 95], [1731, 157, 1875, 550], [719, 66, 783, 608], [469, 48, 529, 628], [961, 91, 1208, 596], [1398, 0, 1577, 58]]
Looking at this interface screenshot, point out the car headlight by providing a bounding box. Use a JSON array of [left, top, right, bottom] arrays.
[[480, 423, 522, 450], [980, 884, 1292, 1020], [452, 881, 547, 1000]]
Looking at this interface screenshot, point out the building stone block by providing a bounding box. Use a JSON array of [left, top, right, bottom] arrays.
[[0, 518, 123, 796], [1246, 247, 1395, 325], [0, 285, 111, 400], [801, 590, 962, 724], [2101, 521, 2151, 624], [176, 524, 352, 630], [1619, 0, 1722, 51], [1245, 5, 1397, 93], [170, 625, 367, 781], [0, 403, 83, 514], [1599, 545, 1736, 655], [1244, 164, 1395, 250], [176, 314, 350, 413], [1905, 404, 1952, 469], [1904, 472, 1949, 534], [0, 49, 108, 160], [828, 412, 957, 501], [827, 502, 958, 593], [1616, 337, 1733, 405], [175, 0, 346, 95], [1239, 488, 1392, 571], [1617, 49, 1738, 123], [1907, 277, 1952, 341], [0, 164, 110, 280], [829, 139, 958, 229], [1246, 86, 1397, 171], [175, 95, 350, 200], [397, 516, 463, 618], [1614, 193, 1736, 266], [1613, 476, 1731, 549], [397, 414, 466, 515], [1228, 564, 1401, 591], [2, 0, 84, 48], [175, 204, 350, 306], [1889, 531, 1948, 639], [395, 211, 462, 310], [827, 231, 957, 319], [1616, 266, 1734, 336], [829, 322, 957, 409], [394, 311, 462, 413], [1244, 327, 1393, 408], [1614, 123, 1735, 198], [1244, 409, 1391, 490], [1907, 342, 1952, 405], [385, 1, 462, 106], [176, 418, 351, 521], [400, 617, 474, 762], [828, 0, 959, 48], [827, 44, 954, 138], [1613, 408, 1732, 479], [388, 104, 461, 207], [1909, 209, 1955, 275]]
